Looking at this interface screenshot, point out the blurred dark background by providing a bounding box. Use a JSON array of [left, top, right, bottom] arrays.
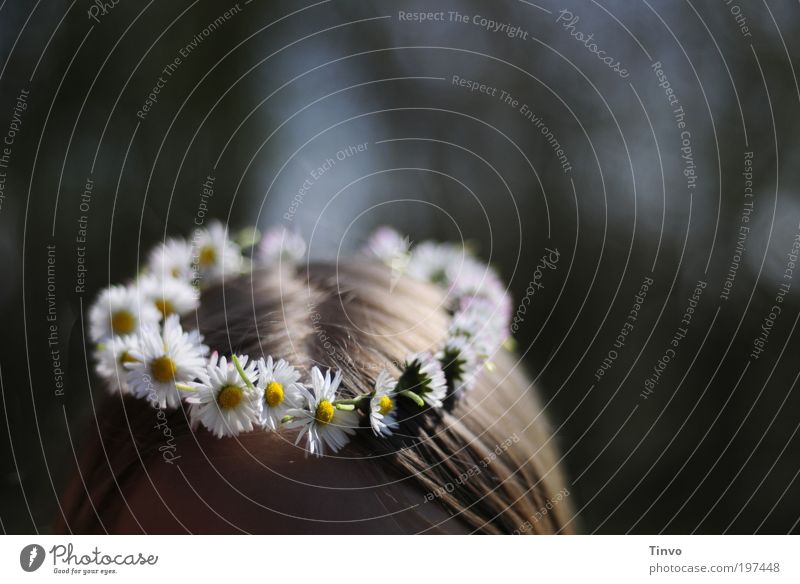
[[1, 0, 799, 533]]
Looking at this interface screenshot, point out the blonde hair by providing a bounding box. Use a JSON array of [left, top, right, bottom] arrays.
[[58, 260, 574, 534]]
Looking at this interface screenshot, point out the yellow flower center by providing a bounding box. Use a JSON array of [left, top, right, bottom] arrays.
[[110, 310, 135, 334], [217, 384, 243, 409], [315, 399, 335, 426], [265, 381, 284, 408], [153, 298, 174, 317], [171, 267, 181, 278], [198, 245, 216, 267], [150, 356, 177, 382], [378, 395, 394, 416], [119, 351, 137, 365]]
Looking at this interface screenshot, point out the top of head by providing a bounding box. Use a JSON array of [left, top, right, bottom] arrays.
[[88, 223, 513, 457]]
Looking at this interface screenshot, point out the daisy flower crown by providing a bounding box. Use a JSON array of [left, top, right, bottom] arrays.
[[89, 222, 512, 456]]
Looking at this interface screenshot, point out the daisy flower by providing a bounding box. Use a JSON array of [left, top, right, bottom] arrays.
[[258, 226, 307, 265], [364, 226, 410, 265], [408, 241, 512, 321], [285, 367, 358, 456], [407, 241, 463, 285], [186, 353, 262, 438], [256, 356, 305, 430], [438, 335, 480, 397], [365, 226, 411, 291], [137, 275, 199, 320], [89, 284, 160, 343], [369, 369, 399, 436], [147, 237, 194, 281], [94, 334, 140, 394], [449, 296, 508, 358], [397, 352, 447, 408], [192, 220, 242, 282], [125, 315, 209, 409]]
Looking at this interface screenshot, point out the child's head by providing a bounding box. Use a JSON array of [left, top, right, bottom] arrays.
[[59, 260, 573, 534]]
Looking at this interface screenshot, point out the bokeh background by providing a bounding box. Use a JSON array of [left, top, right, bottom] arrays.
[[1, 0, 799, 533]]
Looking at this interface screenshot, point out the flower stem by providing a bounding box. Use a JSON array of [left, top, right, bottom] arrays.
[[334, 394, 371, 406], [175, 383, 196, 392], [232, 355, 257, 391], [400, 390, 425, 407]]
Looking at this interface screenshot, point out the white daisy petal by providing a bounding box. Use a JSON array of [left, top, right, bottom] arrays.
[[406, 239, 512, 357], [364, 227, 410, 264], [438, 334, 480, 397], [370, 369, 399, 436], [407, 241, 463, 285], [147, 237, 194, 282], [284, 366, 357, 456], [256, 356, 305, 430], [89, 284, 160, 343], [94, 334, 140, 394], [137, 274, 199, 320], [449, 296, 508, 359], [258, 226, 307, 265], [448, 257, 512, 320], [191, 220, 242, 283], [399, 352, 447, 408]]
